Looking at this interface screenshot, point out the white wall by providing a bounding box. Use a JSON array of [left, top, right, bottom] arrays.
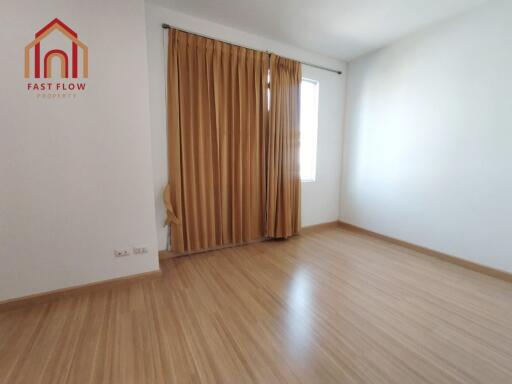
[[145, 3, 347, 249], [341, 0, 512, 273], [0, 0, 159, 301]]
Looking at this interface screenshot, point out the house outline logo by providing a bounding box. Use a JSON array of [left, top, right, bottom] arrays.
[[24, 18, 88, 79]]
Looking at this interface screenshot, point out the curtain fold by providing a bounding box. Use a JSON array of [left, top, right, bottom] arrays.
[[167, 29, 268, 253], [266, 54, 302, 238]]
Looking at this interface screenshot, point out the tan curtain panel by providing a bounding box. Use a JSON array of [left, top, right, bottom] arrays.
[[167, 29, 269, 253], [266, 54, 302, 238]]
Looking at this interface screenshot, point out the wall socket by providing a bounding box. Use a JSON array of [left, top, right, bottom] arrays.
[[114, 247, 148, 257], [133, 246, 148, 255]]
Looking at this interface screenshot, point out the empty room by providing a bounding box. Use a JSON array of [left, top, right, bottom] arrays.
[[1, 0, 511, 383]]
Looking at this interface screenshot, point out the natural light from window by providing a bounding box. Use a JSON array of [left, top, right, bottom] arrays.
[[300, 78, 319, 182]]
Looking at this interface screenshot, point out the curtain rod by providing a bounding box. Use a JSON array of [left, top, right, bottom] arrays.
[[162, 23, 342, 75]]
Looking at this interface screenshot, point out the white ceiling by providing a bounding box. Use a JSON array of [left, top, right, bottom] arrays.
[[148, 0, 489, 61]]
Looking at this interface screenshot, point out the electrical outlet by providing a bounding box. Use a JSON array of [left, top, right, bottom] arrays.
[[133, 246, 148, 255], [114, 249, 130, 257]]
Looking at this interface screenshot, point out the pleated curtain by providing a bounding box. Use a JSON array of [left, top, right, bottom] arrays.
[[266, 54, 302, 238], [166, 29, 301, 254]]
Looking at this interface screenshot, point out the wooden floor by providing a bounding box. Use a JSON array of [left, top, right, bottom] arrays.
[[1, 226, 512, 384]]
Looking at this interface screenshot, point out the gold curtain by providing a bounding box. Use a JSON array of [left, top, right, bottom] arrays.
[[266, 54, 301, 238], [167, 29, 269, 253]]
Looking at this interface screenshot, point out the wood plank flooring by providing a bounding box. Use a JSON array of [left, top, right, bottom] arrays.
[[1, 225, 512, 383]]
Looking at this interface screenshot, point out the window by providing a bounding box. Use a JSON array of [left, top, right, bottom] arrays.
[[300, 78, 319, 182]]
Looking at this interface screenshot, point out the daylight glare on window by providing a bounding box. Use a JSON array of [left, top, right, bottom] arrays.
[[300, 78, 319, 182]]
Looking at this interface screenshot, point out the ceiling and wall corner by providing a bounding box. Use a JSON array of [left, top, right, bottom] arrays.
[[146, 0, 490, 61]]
